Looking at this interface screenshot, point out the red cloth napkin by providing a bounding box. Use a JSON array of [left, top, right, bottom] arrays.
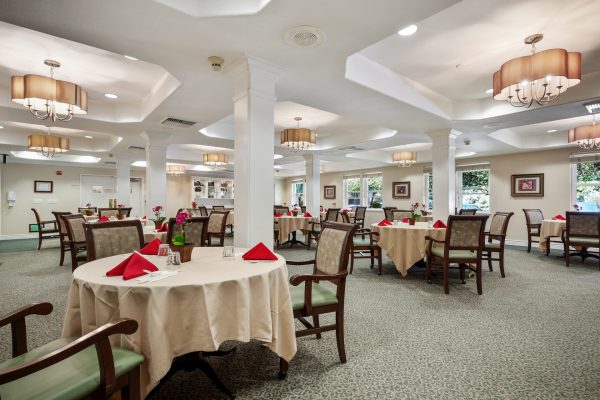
[[106, 252, 158, 280], [552, 215, 566, 220], [342, 209, 350, 213], [433, 220, 447, 229], [157, 223, 168, 232], [286, 211, 292, 216], [139, 238, 161, 255], [275, 212, 282, 217], [304, 212, 313, 217], [401, 218, 409, 223], [142, 215, 147, 220], [98, 216, 110, 222], [242, 242, 278, 260], [378, 218, 392, 226]]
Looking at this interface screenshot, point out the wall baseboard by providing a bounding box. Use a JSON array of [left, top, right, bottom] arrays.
[[0, 233, 38, 241], [505, 239, 564, 250]]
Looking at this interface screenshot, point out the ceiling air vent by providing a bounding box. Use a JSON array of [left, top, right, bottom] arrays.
[[104, 161, 117, 165], [161, 117, 197, 129], [338, 146, 364, 152], [284, 26, 325, 48], [128, 146, 145, 151]]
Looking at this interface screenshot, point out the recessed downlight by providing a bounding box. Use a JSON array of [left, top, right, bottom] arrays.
[[104, 93, 118, 99], [84, 135, 94, 139], [546, 129, 558, 133], [0, 125, 4, 129], [485, 88, 494, 94], [398, 24, 417, 36], [124, 55, 138, 61]]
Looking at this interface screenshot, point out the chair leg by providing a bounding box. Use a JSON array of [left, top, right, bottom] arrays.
[[313, 315, 322, 339], [335, 311, 346, 363], [59, 238, 65, 266], [487, 251, 493, 272], [122, 366, 141, 400], [426, 257, 432, 283], [377, 248, 382, 275], [443, 262, 449, 294], [279, 358, 289, 380], [565, 242, 570, 268], [476, 262, 483, 295], [499, 251, 505, 278], [349, 253, 354, 275], [37, 232, 42, 250], [70, 248, 78, 272], [459, 264, 466, 283], [527, 234, 532, 253], [546, 238, 551, 256]]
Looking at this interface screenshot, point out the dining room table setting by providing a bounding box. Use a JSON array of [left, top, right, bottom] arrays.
[[274, 211, 318, 247], [539, 214, 566, 253]]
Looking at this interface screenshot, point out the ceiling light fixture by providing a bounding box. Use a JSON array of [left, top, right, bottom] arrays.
[[569, 114, 600, 150], [0, 125, 3, 129], [392, 151, 416, 167], [546, 129, 558, 133], [11, 59, 88, 122], [84, 135, 94, 139], [166, 164, 186, 176], [280, 117, 316, 152], [493, 34, 581, 108], [398, 24, 417, 36], [203, 153, 228, 169], [104, 93, 118, 99], [584, 102, 600, 114], [28, 126, 70, 157], [123, 55, 138, 60], [485, 88, 494, 94]]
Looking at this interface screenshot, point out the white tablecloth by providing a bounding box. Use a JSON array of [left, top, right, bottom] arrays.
[[372, 222, 446, 276], [275, 216, 318, 242], [539, 219, 565, 252], [62, 247, 296, 397], [142, 226, 167, 243]]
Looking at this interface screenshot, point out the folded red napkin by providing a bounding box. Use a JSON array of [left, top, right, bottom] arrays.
[[286, 211, 292, 216], [142, 215, 147, 220], [304, 212, 313, 217], [433, 220, 447, 229], [552, 215, 566, 220], [98, 216, 110, 222], [106, 252, 158, 280], [342, 209, 350, 213], [139, 238, 161, 255], [401, 218, 409, 223], [378, 218, 392, 226], [275, 212, 282, 217], [157, 223, 168, 232], [242, 242, 278, 260]]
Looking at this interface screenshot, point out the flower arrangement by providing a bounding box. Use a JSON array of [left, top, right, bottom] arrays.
[[83, 203, 94, 216], [573, 204, 581, 211], [409, 202, 422, 220], [172, 211, 190, 246], [291, 206, 300, 217], [152, 205, 165, 221], [116, 203, 127, 219]]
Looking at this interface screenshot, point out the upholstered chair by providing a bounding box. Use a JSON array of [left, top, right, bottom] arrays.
[[52, 211, 73, 265], [482, 212, 514, 277], [84, 220, 144, 261], [562, 212, 600, 269], [30, 208, 59, 251], [166, 216, 209, 247], [77, 207, 98, 214], [274, 206, 289, 215], [0, 302, 143, 400], [350, 229, 382, 275], [61, 214, 89, 271], [207, 211, 230, 246], [308, 208, 340, 248], [353, 206, 367, 229], [286, 222, 357, 365], [212, 205, 225, 210], [382, 207, 397, 221], [522, 209, 544, 252], [199, 206, 209, 216], [425, 215, 488, 295], [391, 210, 412, 221], [458, 209, 477, 215]]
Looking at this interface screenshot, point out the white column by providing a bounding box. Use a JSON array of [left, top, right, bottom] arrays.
[[427, 129, 460, 222], [142, 132, 170, 218], [226, 56, 283, 249], [304, 153, 320, 215], [115, 155, 132, 207]]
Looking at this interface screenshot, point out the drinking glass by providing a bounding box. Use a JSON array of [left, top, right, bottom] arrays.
[[222, 246, 235, 257], [158, 244, 170, 257], [167, 251, 181, 268]]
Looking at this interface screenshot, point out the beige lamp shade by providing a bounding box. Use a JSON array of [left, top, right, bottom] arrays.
[[28, 134, 70, 157], [280, 128, 316, 151], [569, 124, 600, 150], [203, 153, 228, 167], [392, 151, 417, 167], [167, 164, 186, 176]]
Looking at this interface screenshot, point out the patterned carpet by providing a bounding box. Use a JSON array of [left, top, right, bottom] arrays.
[[1, 237, 599, 399]]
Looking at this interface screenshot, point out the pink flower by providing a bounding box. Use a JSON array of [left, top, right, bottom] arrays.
[[175, 212, 188, 225]]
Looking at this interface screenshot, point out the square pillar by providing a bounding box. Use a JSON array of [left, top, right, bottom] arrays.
[[115, 155, 133, 207], [427, 129, 460, 222], [304, 153, 320, 215], [142, 131, 170, 218]]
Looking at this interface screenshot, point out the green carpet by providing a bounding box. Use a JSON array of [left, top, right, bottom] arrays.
[[1, 238, 599, 399]]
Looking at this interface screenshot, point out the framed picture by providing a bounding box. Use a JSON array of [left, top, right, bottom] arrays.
[[34, 180, 53, 193], [324, 185, 336, 200], [511, 174, 544, 197], [392, 181, 410, 199]]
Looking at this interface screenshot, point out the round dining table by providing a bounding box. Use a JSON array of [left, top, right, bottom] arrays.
[[62, 247, 297, 397], [372, 222, 446, 276], [539, 219, 565, 252], [275, 215, 319, 245]]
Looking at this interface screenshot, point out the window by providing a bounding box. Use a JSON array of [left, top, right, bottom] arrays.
[[456, 167, 490, 212], [365, 174, 383, 208], [291, 181, 304, 206], [343, 173, 383, 208], [423, 171, 433, 210], [343, 177, 361, 207], [573, 160, 600, 211]]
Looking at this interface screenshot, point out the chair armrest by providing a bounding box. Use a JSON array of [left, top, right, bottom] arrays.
[[424, 236, 444, 244], [354, 228, 371, 234], [0, 303, 53, 358], [425, 236, 445, 256], [289, 272, 348, 286], [286, 260, 316, 266], [0, 318, 138, 399]]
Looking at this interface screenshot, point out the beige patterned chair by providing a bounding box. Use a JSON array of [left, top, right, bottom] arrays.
[[166, 216, 209, 247], [30, 208, 59, 251], [84, 220, 144, 261], [207, 211, 230, 246], [61, 214, 88, 271], [98, 208, 132, 218], [425, 215, 488, 295], [562, 212, 600, 269], [383, 207, 397, 221], [52, 211, 72, 265], [308, 208, 340, 248], [482, 212, 514, 277], [522, 209, 544, 253], [458, 209, 477, 215], [391, 210, 412, 221], [286, 222, 357, 367]]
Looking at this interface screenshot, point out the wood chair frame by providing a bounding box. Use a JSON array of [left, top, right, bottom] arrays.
[[207, 210, 230, 246], [522, 208, 544, 253], [98, 208, 132, 218], [308, 208, 340, 248], [52, 211, 72, 266], [166, 216, 209, 246], [84, 220, 144, 261], [31, 208, 59, 250], [482, 212, 514, 277], [562, 211, 600, 269], [61, 214, 89, 271]]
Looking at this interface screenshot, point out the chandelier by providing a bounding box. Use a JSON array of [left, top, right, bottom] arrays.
[[166, 164, 186, 176], [203, 153, 228, 169], [393, 151, 416, 167], [492, 34, 581, 108], [11, 59, 88, 122], [280, 117, 316, 152], [28, 127, 70, 157], [569, 115, 600, 150]]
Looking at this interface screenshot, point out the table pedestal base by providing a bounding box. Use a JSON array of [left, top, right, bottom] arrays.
[[280, 231, 308, 248]]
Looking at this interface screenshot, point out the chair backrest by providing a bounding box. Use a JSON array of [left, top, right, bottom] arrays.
[[314, 222, 357, 275], [274, 206, 289, 215], [52, 211, 72, 235], [383, 207, 397, 221], [458, 209, 477, 215], [77, 207, 98, 214], [354, 206, 366, 221], [189, 208, 203, 217], [566, 212, 600, 238], [324, 208, 340, 222], [84, 220, 144, 261], [489, 212, 514, 237], [300, 206, 307, 213], [199, 206, 209, 216], [62, 214, 87, 244], [392, 210, 412, 221], [523, 208, 544, 227], [30, 208, 42, 225], [340, 212, 351, 223], [208, 210, 230, 234], [166, 216, 209, 246], [97, 208, 132, 218], [212, 205, 225, 210], [445, 215, 488, 252]]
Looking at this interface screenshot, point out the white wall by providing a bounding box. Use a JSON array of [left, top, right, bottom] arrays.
[[274, 177, 285, 205]]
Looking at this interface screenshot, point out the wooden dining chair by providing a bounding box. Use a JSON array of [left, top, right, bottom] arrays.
[[166, 216, 209, 247], [0, 302, 144, 400], [562, 211, 600, 269], [52, 211, 72, 265], [274, 206, 289, 215], [425, 215, 488, 295], [286, 222, 357, 364], [300, 206, 307, 213], [98, 208, 132, 218], [207, 210, 230, 246], [77, 206, 98, 214], [84, 220, 144, 261], [308, 208, 340, 248], [199, 206, 208, 216], [383, 207, 397, 221], [352, 206, 367, 230], [350, 228, 382, 275], [61, 214, 89, 271], [30, 208, 59, 250], [458, 209, 477, 215], [482, 212, 514, 277], [391, 210, 412, 221], [522, 209, 544, 253], [212, 205, 226, 210]]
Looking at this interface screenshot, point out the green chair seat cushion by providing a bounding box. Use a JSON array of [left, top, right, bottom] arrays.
[[290, 283, 338, 311], [569, 236, 600, 246], [484, 242, 501, 249], [0, 337, 144, 400], [352, 237, 373, 247], [431, 247, 478, 260]]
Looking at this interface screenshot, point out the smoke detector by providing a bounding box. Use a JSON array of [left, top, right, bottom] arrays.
[[464, 139, 471, 146], [284, 26, 325, 48], [208, 56, 224, 71]]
